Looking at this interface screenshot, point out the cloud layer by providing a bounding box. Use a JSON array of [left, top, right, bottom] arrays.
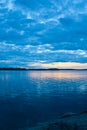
[[0, 0, 87, 68]]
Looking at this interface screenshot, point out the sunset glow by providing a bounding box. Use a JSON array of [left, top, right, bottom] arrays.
[[29, 62, 87, 69]]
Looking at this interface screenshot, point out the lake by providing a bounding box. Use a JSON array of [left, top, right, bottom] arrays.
[[0, 70, 87, 130]]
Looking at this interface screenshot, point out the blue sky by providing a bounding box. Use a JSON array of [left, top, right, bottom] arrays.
[[0, 0, 87, 68]]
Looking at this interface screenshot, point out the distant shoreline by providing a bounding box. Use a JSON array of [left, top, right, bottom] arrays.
[[0, 68, 87, 71]]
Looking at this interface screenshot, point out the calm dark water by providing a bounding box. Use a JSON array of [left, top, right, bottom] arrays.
[[0, 70, 87, 130]]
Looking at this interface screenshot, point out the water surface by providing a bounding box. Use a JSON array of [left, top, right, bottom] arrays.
[[0, 70, 87, 129]]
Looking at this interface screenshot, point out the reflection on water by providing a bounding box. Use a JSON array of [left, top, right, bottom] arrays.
[[0, 70, 87, 130], [29, 70, 87, 79]]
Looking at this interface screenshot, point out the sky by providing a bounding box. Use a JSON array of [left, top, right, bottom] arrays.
[[0, 0, 87, 69]]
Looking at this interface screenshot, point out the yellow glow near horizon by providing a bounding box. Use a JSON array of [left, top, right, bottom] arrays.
[[29, 62, 87, 69]]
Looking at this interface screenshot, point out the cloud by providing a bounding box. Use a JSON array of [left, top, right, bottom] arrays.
[[0, 0, 87, 67], [0, 59, 14, 63], [0, 0, 15, 11], [0, 42, 87, 67], [29, 62, 87, 69], [1, 42, 86, 57], [6, 0, 14, 10]]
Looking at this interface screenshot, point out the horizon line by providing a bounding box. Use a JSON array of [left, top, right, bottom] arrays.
[[0, 68, 87, 70]]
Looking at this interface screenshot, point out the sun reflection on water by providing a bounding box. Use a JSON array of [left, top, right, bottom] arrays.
[[29, 71, 86, 79]]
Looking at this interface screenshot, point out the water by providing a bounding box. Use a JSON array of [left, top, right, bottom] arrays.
[[0, 70, 87, 130]]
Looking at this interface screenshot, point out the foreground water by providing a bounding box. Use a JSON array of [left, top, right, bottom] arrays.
[[0, 70, 87, 130]]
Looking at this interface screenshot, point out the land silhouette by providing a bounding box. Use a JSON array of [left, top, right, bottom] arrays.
[[0, 68, 87, 70]]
